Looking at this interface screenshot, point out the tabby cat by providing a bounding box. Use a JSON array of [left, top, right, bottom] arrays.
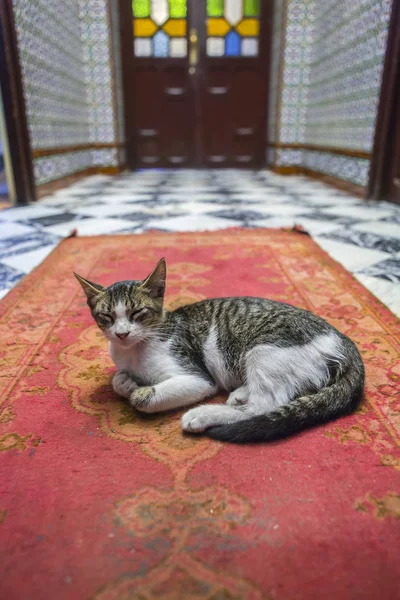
[[74, 259, 364, 443]]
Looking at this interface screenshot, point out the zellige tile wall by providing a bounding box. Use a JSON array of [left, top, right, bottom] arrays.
[[12, 0, 122, 186], [268, 0, 393, 188]]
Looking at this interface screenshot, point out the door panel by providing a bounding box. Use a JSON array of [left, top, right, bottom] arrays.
[[134, 65, 194, 166], [196, 0, 269, 167], [199, 64, 268, 167], [129, 0, 194, 168], [124, 0, 272, 168]]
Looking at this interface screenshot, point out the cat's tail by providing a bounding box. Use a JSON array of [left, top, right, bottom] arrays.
[[206, 337, 365, 444]]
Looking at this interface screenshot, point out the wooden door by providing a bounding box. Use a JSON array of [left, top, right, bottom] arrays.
[[120, 0, 195, 168], [121, 0, 272, 169], [195, 0, 271, 168]]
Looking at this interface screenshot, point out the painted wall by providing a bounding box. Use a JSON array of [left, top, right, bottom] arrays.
[[268, 0, 393, 188], [12, 0, 124, 186]]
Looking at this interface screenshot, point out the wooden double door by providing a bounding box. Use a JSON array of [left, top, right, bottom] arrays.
[[120, 0, 272, 169]]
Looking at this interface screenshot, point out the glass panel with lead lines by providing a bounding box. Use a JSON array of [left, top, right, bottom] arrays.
[[132, 0, 187, 57], [207, 0, 260, 57]]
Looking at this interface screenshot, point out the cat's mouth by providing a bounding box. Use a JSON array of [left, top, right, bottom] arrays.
[[112, 333, 147, 347], [113, 336, 135, 347]]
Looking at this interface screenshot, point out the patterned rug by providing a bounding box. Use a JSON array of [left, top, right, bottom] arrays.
[[1, 229, 399, 600]]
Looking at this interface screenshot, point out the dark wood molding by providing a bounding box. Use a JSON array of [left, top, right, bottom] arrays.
[[269, 165, 299, 176], [260, 0, 275, 170], [99, 165, 125, 176], [107, 0, 125, 168], [367, 0, 400, 203], [268, 142, 371, 160], [273, 0, 288, 166], [269, 165, 365, 198], [118, 0, 136, 170], [0, 1, 35, 204], [32, 143, 124, 159], [300, 166, 365, 198], [36, 165, 125, 199]]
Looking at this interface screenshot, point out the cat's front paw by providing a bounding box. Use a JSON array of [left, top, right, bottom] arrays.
[[113, 370, 138, 399], [130, 386, 155, 412]]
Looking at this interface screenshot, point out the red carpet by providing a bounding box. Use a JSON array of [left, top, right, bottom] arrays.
[[0, 229, 399, 600]]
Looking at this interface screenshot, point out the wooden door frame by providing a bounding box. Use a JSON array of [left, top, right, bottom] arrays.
[[367, 0, 400, 203], [0, 0, 35, 204], [118, 0, 136, 170], [117, 0, 274, 171]]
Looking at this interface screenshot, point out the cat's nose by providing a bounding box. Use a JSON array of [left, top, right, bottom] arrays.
[[116, 332, 130, 340]]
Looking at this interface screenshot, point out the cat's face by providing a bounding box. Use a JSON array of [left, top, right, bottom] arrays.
[[74, 259, 166, 348]]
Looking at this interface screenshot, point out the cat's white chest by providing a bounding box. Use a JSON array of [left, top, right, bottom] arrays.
[[109, 338, 184, 385]]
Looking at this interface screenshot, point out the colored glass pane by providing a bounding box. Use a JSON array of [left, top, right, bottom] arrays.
[[242, 37, 258, 56], [134, 18, 158, 37], [134, 38, 152, 56], [207, 18, 230, 36], [170, 38, 187, 57], [225, 29, 240, 56], [225, 0, 242, 26], [244, 0, 260, 17], [169, 0, 186, 18], [206, 0, 223, 17], [132, 0, 150, 18], [153, 30, 169, 56], [163, 18, 186, 36], [151, 0, 168, 25], [207, 37, 224, 56], [236, 18, 259, 36]]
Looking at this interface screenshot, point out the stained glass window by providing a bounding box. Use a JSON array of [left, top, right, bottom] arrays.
[[133, 0, 187, 57], [207, 0, 260, 57]]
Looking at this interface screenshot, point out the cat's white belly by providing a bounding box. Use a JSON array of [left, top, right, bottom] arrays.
[[109, 339, 186, 385], [203, 325, 241, 391]]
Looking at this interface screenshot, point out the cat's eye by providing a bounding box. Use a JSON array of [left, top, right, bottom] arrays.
[[97, 312, 114, 325], [129, 308, 148, 321]]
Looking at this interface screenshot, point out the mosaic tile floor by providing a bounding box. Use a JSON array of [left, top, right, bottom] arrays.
[[0, 169, 399, 317]]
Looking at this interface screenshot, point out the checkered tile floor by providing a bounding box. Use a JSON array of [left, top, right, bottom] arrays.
[[1, 169, 400, 317]]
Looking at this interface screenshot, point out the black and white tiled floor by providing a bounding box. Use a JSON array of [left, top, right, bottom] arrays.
[[0, 169, 399, 317]]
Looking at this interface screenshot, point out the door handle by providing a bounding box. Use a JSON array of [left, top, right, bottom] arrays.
[[189, 28, 198, 74]]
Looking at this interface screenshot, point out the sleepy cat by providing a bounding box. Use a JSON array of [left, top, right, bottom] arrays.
[[74, 259, 364, 443]]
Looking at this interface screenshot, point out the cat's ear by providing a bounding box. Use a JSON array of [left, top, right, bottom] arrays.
[[74, 272, 104, 300], [140, 258, 166, 299]]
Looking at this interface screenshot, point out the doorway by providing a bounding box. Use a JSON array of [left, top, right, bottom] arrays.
[[119, 0, 272, 169]]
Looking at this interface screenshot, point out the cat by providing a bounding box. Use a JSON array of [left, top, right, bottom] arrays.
[[74, 258, 364, 443]]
